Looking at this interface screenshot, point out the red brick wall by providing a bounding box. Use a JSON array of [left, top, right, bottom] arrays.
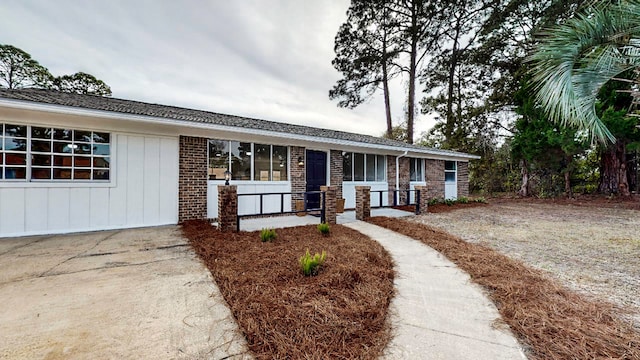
[[320, 185, 337, 224], [398, 157, 410, 203], [329, 150, 343, 199], [178, 136, 208, 222], [290, 146, 306, 207], [457, 161, 469, 197], [414, 185, 429, 214], [386, 155, 396, 205], [426, 159, 445, 199]]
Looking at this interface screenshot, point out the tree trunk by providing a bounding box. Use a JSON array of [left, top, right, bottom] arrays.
[[518, 159, 529, 197], [598, 141, 630, 196], [406, 1, 419, 144], [564, 154, 573, 198], [445, 20, 461, 146], [382, 41, 393, 138]]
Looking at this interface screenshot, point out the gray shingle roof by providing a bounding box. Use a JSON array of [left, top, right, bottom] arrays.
[[0, 88, 475, 158]]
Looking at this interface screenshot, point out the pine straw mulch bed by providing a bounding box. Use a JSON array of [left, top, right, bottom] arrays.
[[182, 220, 395, 360], [392, 202, 487, 213], [368, 216, 640, 360]]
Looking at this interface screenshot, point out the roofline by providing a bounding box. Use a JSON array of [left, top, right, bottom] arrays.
[[0, 98, 481, 160]]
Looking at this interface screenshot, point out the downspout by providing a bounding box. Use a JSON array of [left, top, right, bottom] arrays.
[[396, 151, 408, 191]]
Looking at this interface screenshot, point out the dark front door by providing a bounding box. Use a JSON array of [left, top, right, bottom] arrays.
[[305, 150, 327, 210]]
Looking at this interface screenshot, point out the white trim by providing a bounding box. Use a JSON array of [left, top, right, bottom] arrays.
[[0, 99, 480, 160]]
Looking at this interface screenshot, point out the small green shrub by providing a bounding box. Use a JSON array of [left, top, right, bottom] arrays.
[[317, 222, 330, 235], [260, 228, 277, 242], [457, 196, 469, 204], [444, 199, 455, 206], [428, 198, 440, 206], [299, 249, 326, 276], [473, 197, 487, 203]]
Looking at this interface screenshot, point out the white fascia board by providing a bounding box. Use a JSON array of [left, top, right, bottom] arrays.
[[0, 98, 480, 160]]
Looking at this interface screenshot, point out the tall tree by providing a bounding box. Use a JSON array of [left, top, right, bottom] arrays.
[[0, 44, 52, 89], [330, 0, 400, 138], [54, 72, 112, 96], [331, 0, 442, 143]]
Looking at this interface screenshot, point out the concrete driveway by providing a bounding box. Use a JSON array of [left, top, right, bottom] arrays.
[[0, 226, 251, 359]]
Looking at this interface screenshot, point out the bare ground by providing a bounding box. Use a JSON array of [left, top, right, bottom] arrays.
[[413, 198, 640, 329]]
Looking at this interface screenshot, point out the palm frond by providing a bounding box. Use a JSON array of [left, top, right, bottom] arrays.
[[529, 0, 640, 144]]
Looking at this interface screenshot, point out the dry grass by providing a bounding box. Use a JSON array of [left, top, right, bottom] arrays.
[[414, 200, 640, 328], [369, 216, 640, 360], [182, 220, 395, 360]]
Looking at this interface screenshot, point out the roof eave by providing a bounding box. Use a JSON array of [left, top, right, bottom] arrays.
[[0, 98, 480, 160]]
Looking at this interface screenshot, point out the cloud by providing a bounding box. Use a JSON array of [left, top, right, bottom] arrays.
[[0, 0, 436, 139]]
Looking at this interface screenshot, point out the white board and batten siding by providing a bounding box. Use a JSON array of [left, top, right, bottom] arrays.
[[342, 182, 389, 209], [0, 134, 179, 238], [207, 182, 292, 218]]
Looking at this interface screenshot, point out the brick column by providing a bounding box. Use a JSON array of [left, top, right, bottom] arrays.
[[457, 161, 470, 197], [329, 150, 343, 199], [320, 185, 337, 224], [387, 155, 396, 205], [355, 186, 371, 221], [290, 146, 306, 209], [414, 185, 429, 215], [178, 136, 208, 222], [398, 157, 410, 204], [425, 159, 445, 200], [218, 185, 238, 232]]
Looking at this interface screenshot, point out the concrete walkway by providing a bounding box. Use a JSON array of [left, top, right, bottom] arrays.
[[344, 221, 527, 360]]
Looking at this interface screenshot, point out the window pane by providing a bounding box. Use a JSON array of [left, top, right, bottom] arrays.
[[75, 143, 92, 155], [31, 127, 51, 139], [74, 169, 91, 179], [376, 155, 385, 181], [53, 129, 72, 140], [5, 137, 27, 151], [32, 167, 51, 179], [93, 157, 110, 168], [93, 144, 110, 155], [445, 172, 456, 182], [231, 141, 251, 180], [53, 142, 73, 153], [32, 154, 52, 166], [253, 144, 271, 181], [272, 145, 287, 181], [5, 153, 26, 165], [208, 140, 229, 180], [93, 132, 110, 143], [5, 167, 26, 179], [4, 124, 26, 137], [74, 130, 92, 142], [445, 161, 456, 171], [93, 169, 109, 180], [31, 140, 51, 152], [53, 168, 72, 179], [410, 159, 416, 181], [342, 152, 352, 181], [365, 154, 375, 181], [417, 159, 423, 181], [53, 155, 72, 167], [74, 156, 92, 167], [354, 153, 364, 181]]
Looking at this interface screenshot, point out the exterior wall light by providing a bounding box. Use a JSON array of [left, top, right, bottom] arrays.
[[298, 156, 304, 167], [224, 169, 231, 185]]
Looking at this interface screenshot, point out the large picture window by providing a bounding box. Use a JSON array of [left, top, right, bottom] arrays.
[[208, 139, 288, 181], [0, 123, 110, 181], [342, 152, 386, 182]]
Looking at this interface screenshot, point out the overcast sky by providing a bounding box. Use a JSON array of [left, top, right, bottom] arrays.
[[1, 0, 436, 139]]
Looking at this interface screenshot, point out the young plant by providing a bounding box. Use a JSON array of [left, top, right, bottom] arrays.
[[473, 197, 487, 203], [260, 228, 277, 242], [299, 249, 326, 276], [317, 222, 330, 235], [428, 198, 440, 206], [444, 198, 455, 206], [457, 196, 469, 204]]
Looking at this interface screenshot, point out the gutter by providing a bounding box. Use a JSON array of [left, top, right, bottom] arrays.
[[0, 98, 481, 160], [396, 150, 408, 191]]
